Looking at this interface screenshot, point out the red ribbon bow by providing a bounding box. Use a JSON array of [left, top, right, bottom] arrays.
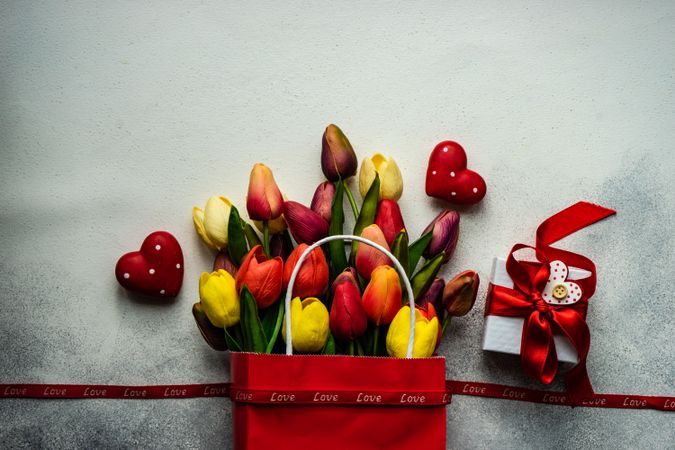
[[486, 202, 616, 403]]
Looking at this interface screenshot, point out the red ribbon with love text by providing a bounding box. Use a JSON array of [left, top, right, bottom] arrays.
[[485, 202, 616, 402], [1, 381, 674, 411]]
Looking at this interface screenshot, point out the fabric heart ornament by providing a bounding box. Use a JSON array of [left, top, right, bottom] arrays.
[[425, 141, 486, 205], [115, 231, 184, 298]]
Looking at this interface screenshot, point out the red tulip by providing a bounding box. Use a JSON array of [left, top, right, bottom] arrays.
[[321, 124, 358, 181], [310, 181, 335, 223], [235, 245, 283, 309], [283, 201, 329, 244], [422, 210, 460, 263], [329, 269, 367, 341], [361, 265, 402, 325], [417, 301, 442, 345], [443, 270, 479, 317], [374, 199, 405, 246], [283, 244, 329, 298], [355, 224, 391, 279], [246, 163, 284, 221]]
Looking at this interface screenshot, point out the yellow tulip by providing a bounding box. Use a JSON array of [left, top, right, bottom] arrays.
[[199, 270, 240, 328], [282, 297, 329, 353], [386, 306, 439, 358], [359, 153, 403, 201], [192, 196, 232, 250], [253, 215, 287, 235]]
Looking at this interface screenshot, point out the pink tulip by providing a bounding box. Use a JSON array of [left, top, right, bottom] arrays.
[[355, 224, 391, 279]]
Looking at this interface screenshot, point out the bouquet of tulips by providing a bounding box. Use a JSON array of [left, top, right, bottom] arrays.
[[191, 125, 479, 358]]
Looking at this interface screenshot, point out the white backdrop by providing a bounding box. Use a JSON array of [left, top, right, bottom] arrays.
[[1, 1, 674, 448]]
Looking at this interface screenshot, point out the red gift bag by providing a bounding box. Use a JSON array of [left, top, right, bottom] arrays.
[[229, 235, 448, 450]]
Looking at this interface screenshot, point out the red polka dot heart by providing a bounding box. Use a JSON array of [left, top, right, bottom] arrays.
[[115, 231, 184, 298], [425, 141, 486, 206]]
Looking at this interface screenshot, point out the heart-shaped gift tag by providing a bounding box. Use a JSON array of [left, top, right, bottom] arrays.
[[425, 141, 486, 205], [115, 231, 184, 298]]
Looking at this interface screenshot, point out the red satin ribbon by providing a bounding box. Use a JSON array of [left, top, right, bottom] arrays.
[[2, 381, 674, 411], [485, 202, 616, 403]]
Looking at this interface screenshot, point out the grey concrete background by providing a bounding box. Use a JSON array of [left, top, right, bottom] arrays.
[[1, 0, 674, 448]]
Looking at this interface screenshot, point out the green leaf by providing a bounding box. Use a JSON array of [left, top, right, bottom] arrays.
[[243, 222, 262, 249], [321, 332, 336, 355], [240, 286, 267, 353], [227, 206, 249, 266], [351, 174, 380, 261], [223, 326, 242, 352], [408, 230, 433, 275], [328, 180, 348, 279], [391, 230, 410, 277], [261, 300, 281, 340], [411, 253, 445, 299], [264, 299, 285, 354]]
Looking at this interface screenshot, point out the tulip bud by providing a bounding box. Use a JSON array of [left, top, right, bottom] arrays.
[[283, 244, 329, 298], [416, 277, 445, 323], [362, 265, 401, 325], [310, 181, 335, 223], [198, 270, 240, 328], [283, 201, 329, 245], [246, 163, 284, 221], [282, 297, 330, 353], [329, 269, 367, 341], [192, 303, 228, 351], [269, 232, 294, 260], [213, 250, 238, 277], [355, 224, 391, 279], [374, 199, 405, 246], [422, 210, 460, 263], [235, 245, 284, 309], [358, 154, 403, 201], [192, 196, 232, 250], [386, 306, 439, 358], [321, 124, 358, 181], [443, 270, 479, 317]]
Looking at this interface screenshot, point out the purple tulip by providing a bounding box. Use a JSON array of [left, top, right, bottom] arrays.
[[310, 181, 335, 223], [416, 277, 446, 323], [422, 210, 460, 263], [321, 124, 358, 181], [283, 201, 330, 245]]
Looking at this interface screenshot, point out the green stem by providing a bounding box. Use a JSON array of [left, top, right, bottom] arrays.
[[264, 299, 285, 354], [262, 220, 270, 258], [344, 183, 360, 219], [356, 340, 365, 356], [441, 315, 452, 337], [347, 340, 355, 356], [371, 325, 380, 356]]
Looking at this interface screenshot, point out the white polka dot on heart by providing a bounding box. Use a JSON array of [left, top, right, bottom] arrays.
[[450, 171, 455, 177], [473, 187, 478, 193], [155, 245, 161, 251], [432, 170, 437, 175], [123, 273, 130, 279], [160, 290, 165, 295], [149, 268, 155, 275], [176, 263, 181, 269]]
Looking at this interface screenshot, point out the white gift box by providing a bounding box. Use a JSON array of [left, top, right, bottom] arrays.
[[481, 257, 592, 364]]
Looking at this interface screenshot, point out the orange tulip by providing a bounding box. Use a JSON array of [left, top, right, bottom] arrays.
[[283, 244, 329, 299], [235, 245, 284, 309], [355, 224, 391, 279], [361, 265, 402, 325], [246, 163, 284, 221]]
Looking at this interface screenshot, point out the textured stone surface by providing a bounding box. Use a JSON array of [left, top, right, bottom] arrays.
[[1, 1, 674, 448]]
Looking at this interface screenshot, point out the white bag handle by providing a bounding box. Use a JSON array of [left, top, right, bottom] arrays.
[[284, 234, 416, 358]]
